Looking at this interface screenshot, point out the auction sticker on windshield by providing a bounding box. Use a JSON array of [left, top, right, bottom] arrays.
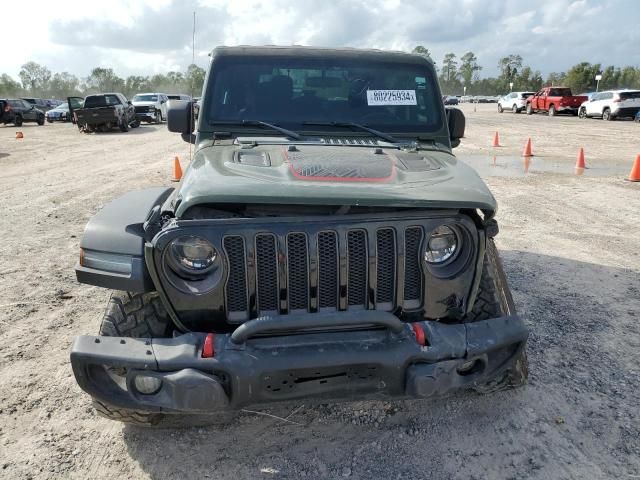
[[367, 90, 417, 106]]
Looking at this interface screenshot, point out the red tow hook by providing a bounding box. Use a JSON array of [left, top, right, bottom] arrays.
[[201, 333, 215, 358], [412, 323, 426, 346]]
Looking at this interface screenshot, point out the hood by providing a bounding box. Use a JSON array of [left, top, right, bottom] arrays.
[[172, 142, 497, 217]]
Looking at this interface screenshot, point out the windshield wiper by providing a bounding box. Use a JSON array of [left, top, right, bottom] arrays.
[[302, 121, 401, 144], [210, 120, 305, 141]]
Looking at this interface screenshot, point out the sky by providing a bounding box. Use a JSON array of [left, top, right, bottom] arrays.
[[4, 0, 639, 80]]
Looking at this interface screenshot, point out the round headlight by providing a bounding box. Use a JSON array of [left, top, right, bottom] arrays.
[[169, 236, 217, 275], [425, 226, 458, 264]]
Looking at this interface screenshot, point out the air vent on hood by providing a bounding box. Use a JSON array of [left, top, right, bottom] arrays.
[[235, 151, 271, 166]]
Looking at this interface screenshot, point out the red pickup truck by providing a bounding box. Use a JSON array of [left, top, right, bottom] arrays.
[[525, 87, 587, 116]]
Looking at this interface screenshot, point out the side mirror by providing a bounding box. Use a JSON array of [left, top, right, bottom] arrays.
[[161, 99, 166, 104], [446, 107, 465, 148], [127, 100, 132, 105], [167, 100, 195, 143]]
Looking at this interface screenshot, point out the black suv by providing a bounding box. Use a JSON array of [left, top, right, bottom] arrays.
[[1, 99, 45, 126]]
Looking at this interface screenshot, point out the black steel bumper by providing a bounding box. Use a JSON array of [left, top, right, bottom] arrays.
[[70, 312, 528, 414]]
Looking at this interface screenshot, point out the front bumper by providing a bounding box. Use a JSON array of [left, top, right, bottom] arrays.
[[70, 312, 528, 414], [135, 110, 158, 121]]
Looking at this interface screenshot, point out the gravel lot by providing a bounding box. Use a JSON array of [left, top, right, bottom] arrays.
[[1, 104, 639, 480]]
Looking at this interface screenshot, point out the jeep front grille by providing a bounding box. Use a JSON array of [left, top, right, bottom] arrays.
[[223, 224, 425, 322]]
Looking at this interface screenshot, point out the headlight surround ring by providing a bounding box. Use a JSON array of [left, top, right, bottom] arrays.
[[424, 224, 473, 279]]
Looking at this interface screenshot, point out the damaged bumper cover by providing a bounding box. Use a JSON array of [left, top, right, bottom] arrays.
[[70, 312, 528, 414]]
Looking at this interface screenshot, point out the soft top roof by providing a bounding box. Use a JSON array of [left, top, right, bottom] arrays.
[[210, 45, 433, 66]]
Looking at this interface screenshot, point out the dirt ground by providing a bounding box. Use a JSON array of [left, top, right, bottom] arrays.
[[1, 104, 639, 480]]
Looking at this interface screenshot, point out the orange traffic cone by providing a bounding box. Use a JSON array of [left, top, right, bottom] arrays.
[[576, 147, 586, 169], [628, 154, 640, 182], [15, 131, 23, 139], [522, 137, 533, 157], [171, 156, 183, 182], [492, 131, 500, 147], [523, 156, 531, 173]]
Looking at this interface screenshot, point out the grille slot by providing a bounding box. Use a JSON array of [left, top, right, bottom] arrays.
[[347, 230, 368, 307], [317, 231, 338, 309], [222, 224, 426, 320], [376, 228, 396, 307], [404, 227, 424, 308], [255, 234, 278, 312], [287, 233, 309, 311], [223, 236, 248, 318]]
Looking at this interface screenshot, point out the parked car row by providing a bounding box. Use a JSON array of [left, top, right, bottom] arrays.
[[1, 98, 46, 126], [497, 87, 640, 121]]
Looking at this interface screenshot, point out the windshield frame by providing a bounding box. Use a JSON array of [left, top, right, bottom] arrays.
[[202, 54, 445, 139]]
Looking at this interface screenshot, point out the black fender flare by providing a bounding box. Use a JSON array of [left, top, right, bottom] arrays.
[[75, 187, 174, 292]]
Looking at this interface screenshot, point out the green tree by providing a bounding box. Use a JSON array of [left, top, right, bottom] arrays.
[[124, 75, 151, 96], [49, 72, 80, 98], [19, 61, 51, 94], [563, 62, 601, 93], [0, 73, 22, 96], [498, 55, 523, 82], [459, 52, 482, 86], [412, 45, 435, 65], [185, 64, 206, 94], [441, 53, 458, 82], [85, 67, 125, 93]]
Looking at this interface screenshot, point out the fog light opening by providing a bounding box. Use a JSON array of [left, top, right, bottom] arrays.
[[133, 375, 163, 395], [456, 359, 484, 377]]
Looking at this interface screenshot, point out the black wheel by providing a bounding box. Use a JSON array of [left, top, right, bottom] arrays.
[[526, 104, 533, 115], [119, 117, 129, 132], [602, 108, 612, 121], [578, 107, 587, 119], [463, 240, 529, 392], [156, 110, 162, 123], [548, 104, 556, 117], [14, 115, 22, 126], [37, 114, 45, 125], [512, 104, 518, 113], [92, 291, 173, 425], [131, 119, 140, 128], [497, 104, 503, 113]]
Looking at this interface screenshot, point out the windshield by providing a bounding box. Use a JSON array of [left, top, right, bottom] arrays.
[[205, 55, 442, 134], [133, 94, 158, 102]]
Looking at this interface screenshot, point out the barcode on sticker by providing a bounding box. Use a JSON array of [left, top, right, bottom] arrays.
[[367, 90, 417, 106]]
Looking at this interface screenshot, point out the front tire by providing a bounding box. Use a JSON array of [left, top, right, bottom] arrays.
[[602, 108, 612, 121], [512, 104, 519, 113], [37, 114, 45, 125], [14, 115, 23, 126], [156, 110, 162, 123], [578, 107, 587, 119], [548, 104, 556, 117], [526, 104, 533, 115], [92, 291, 173, 425], [463, 240, 529, 392], [497, 104, 503, 113]]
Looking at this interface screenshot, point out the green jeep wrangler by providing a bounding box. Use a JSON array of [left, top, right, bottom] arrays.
[[71, 46, 528, 425]]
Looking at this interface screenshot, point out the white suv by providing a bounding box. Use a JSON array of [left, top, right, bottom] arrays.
[[578, 90, 640, 121], [498, 91, 536, 113], [131, 93, 168, 123]]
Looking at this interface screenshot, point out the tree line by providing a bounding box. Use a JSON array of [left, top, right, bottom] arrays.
[[2, 50, 640, 100], [412, 46, 640, 95], [0, 62, 206, 99]]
